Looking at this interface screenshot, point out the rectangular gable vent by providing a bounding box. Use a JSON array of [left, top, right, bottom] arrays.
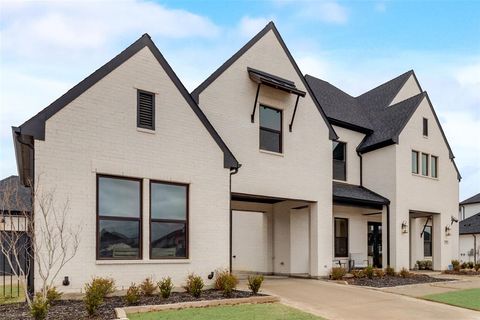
[[137, 90, 155, 130]]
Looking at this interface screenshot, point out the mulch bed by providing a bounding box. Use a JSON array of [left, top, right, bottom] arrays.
[[346, 274, 455, 288], [443, 270, 480, 276], [0, 290, 260, 320]]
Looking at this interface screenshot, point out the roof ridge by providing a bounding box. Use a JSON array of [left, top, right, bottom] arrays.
[[356, 69, 413, 99]]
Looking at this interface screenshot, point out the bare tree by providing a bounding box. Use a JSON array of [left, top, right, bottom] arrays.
[[0, 175, 81, 306]]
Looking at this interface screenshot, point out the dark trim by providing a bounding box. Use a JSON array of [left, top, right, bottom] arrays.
[[251, 84, 261, 123], [333, 141, 347, 182], [333, 197, 384, 210], [357, 138, 396, 154], [259, 105, 283, 154], [137, 89, 155, 130], [15, 33, 239, 170], [191, 21, 338, 141], [421, 152, 429, 176], [386, 205, 390, 267], [423, 117, 428, 137], [412, 150, 419, 174], [358, 152, 363, 186], [289, 95, 300, 132], [231, 192, 314, 204], [96, 174, 143, 261], [334, 217, 348, 258], [248, 67, 306, 97], [149, 179, 189, 260], [328, 118, 373, 135]]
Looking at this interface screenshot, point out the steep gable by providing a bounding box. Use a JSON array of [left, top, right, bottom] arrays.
[[13, 34, 239, 181], [389, 73, 422, 105]]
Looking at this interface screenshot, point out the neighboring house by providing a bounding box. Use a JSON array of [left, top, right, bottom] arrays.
[[12, 22, 460, 293], [458, 193, 480, 263]]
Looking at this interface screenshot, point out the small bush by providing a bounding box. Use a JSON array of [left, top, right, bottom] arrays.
[[45, 286, 62, 304], [125, 283, 140, 305], [385, 266, 395, 276], [451, 259, 460, 272], [214, 270, 238, 296], [247, 275, 264, 295], [30, 293, 49, 320], [330, 267, 347, 280], [399, 267, 411, 278], [467, 261, 474, 269], [183, 273, 204, 298], [140, 277, 156, 296], [417, 260, 426, 270], [158, 277, 174, 299], [461, 262, 467, 269], [425, 260, 433, 270], [84, 277, 114, 316], [475, 264, 480, 272], [374, 268, 385, 278], [364, 266, 375, 279], [352, 269, 365, 278]]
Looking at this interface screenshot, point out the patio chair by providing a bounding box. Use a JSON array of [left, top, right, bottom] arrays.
[[349, 253, 369, 269]]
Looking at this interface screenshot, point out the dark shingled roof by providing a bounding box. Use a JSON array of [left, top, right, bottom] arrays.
[[333, 182, 389, 206], [459, 213, 480, 235], [460, 193, 480, 205], [0, 176, 32, 212]]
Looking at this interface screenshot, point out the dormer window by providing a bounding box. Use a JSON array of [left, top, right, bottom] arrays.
[[423, 118, 428, 137], [259, 105, 282, 153], [333, 142, 346, 181], [137, 90, 155, 130]]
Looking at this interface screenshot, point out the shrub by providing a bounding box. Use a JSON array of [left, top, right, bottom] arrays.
[[158, 277, 174, 299], [425, 260, 433, 270], [364, 266, 375, 279], [475, 264, 480, 272], [140, 277, 156, 296], [46, 286, 62, 304], [374, 268, 385, 278], [451, 259, 460, 272], [183, 273, 204, 298], [385, 266, 395, 276], [84, 277, 114, 316], [461, 262, 468, 269], [467, 262, 474, 269], [247, 275, 264, 295], [417, 260, 426, 270], [352, 269, 365, 278], [214, 270, 238, 296], [30, 293, 49, 320], [330, 267, 347, 280], [399, 268, 411, 278], [125, 283, 140, 305]]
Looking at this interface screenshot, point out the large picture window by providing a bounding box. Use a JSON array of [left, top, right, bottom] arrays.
[[259, 105, 282, 153], [97, 175, 142, 260], [150, 181, 188, 259], [333, 142, 347, 181], [423, 225, 432, 257], [334, 218, 348, 257]]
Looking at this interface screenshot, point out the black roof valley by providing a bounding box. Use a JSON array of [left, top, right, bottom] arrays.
[[459, 213, 480, 235], [460, 193, 480, 205]]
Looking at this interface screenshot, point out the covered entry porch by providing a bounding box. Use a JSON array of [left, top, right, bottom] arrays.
[[332, 182, 390, 270], [230, 192, 316, 277]]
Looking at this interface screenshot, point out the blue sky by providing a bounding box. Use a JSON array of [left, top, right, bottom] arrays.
[[0, 0, 479, 199]]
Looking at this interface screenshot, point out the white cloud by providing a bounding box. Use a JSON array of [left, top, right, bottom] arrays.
[[298, 1, 349, 25], [374, 2, 387, 13], [238, 16, 272, 38]]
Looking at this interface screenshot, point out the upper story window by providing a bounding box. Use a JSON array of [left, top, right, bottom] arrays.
[[150, 181, 188, 259], [137, 90, 155, 130], [423, 118, 428, 137], [259, 105, 282, 153], [333, 142, 346, 181], [421, 153, 429, 176], [431, 156, 438, 178], [97, 175, 142, 260], [411, 151, 419, 174]]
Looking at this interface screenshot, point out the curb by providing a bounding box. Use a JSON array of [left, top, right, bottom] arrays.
[[114, 295, 280, 319]]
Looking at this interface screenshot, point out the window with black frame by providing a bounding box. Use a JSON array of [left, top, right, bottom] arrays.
[[334, 218, 348, 257], [424, 225, 432, 257], [97, 176, 142, 259], [333, 141, 346, 181], [150, 181, 188, 259], [259, 105, 282, 153]]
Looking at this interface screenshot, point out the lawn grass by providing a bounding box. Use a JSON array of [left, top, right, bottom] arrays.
[[0, 284, 25, 304], [423, 288, 480, 311], [128, 303, 324, 320]]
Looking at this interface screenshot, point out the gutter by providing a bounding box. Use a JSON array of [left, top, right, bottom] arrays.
[[229, 165, 241, 273]]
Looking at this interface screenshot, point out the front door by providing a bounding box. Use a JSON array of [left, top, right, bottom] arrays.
[[368, 222, 382, 268]]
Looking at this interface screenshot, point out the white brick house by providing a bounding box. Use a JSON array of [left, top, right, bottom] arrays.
[[12, 22, 460, 293]]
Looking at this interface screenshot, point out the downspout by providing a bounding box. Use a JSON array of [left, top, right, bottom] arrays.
[[473, 234, 477, 264], [387, 204, 391, 267], [357, 152, 363, 186], [229, 166, 240, 273]]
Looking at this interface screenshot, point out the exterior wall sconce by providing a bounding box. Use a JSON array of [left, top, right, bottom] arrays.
[[445, 225, 451, 236], [401, 221, 408, 234]]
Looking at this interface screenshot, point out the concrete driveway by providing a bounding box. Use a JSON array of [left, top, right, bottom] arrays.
[[254, 277, 480, 320]]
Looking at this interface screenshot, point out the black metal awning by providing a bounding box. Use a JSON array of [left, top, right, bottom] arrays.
[[333, 182, 389, 209]]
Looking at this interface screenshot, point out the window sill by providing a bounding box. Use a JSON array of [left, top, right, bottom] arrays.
[[96, 259, 191, 265], [259, 149, 284, 157], [412, 173, 439, 181], [137, 127, 156, 134]]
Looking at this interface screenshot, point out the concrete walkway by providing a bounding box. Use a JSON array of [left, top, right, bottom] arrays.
[[249, 277, 480, 320]]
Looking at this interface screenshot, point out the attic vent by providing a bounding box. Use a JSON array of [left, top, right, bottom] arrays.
[[137, 90, 155, 130]]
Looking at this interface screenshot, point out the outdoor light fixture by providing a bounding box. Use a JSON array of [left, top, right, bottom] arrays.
[[62, 276, 70, 286], [207, 272, 214, 280], [401, 221, 408, 234], [445, 225, 451, 236]]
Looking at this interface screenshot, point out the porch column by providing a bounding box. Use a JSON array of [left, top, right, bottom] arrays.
[[432, 214, 443, 271], [309, 202, 332, 277]]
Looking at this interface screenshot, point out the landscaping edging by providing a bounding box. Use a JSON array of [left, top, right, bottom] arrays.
[[115, 295, 280, 320]]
